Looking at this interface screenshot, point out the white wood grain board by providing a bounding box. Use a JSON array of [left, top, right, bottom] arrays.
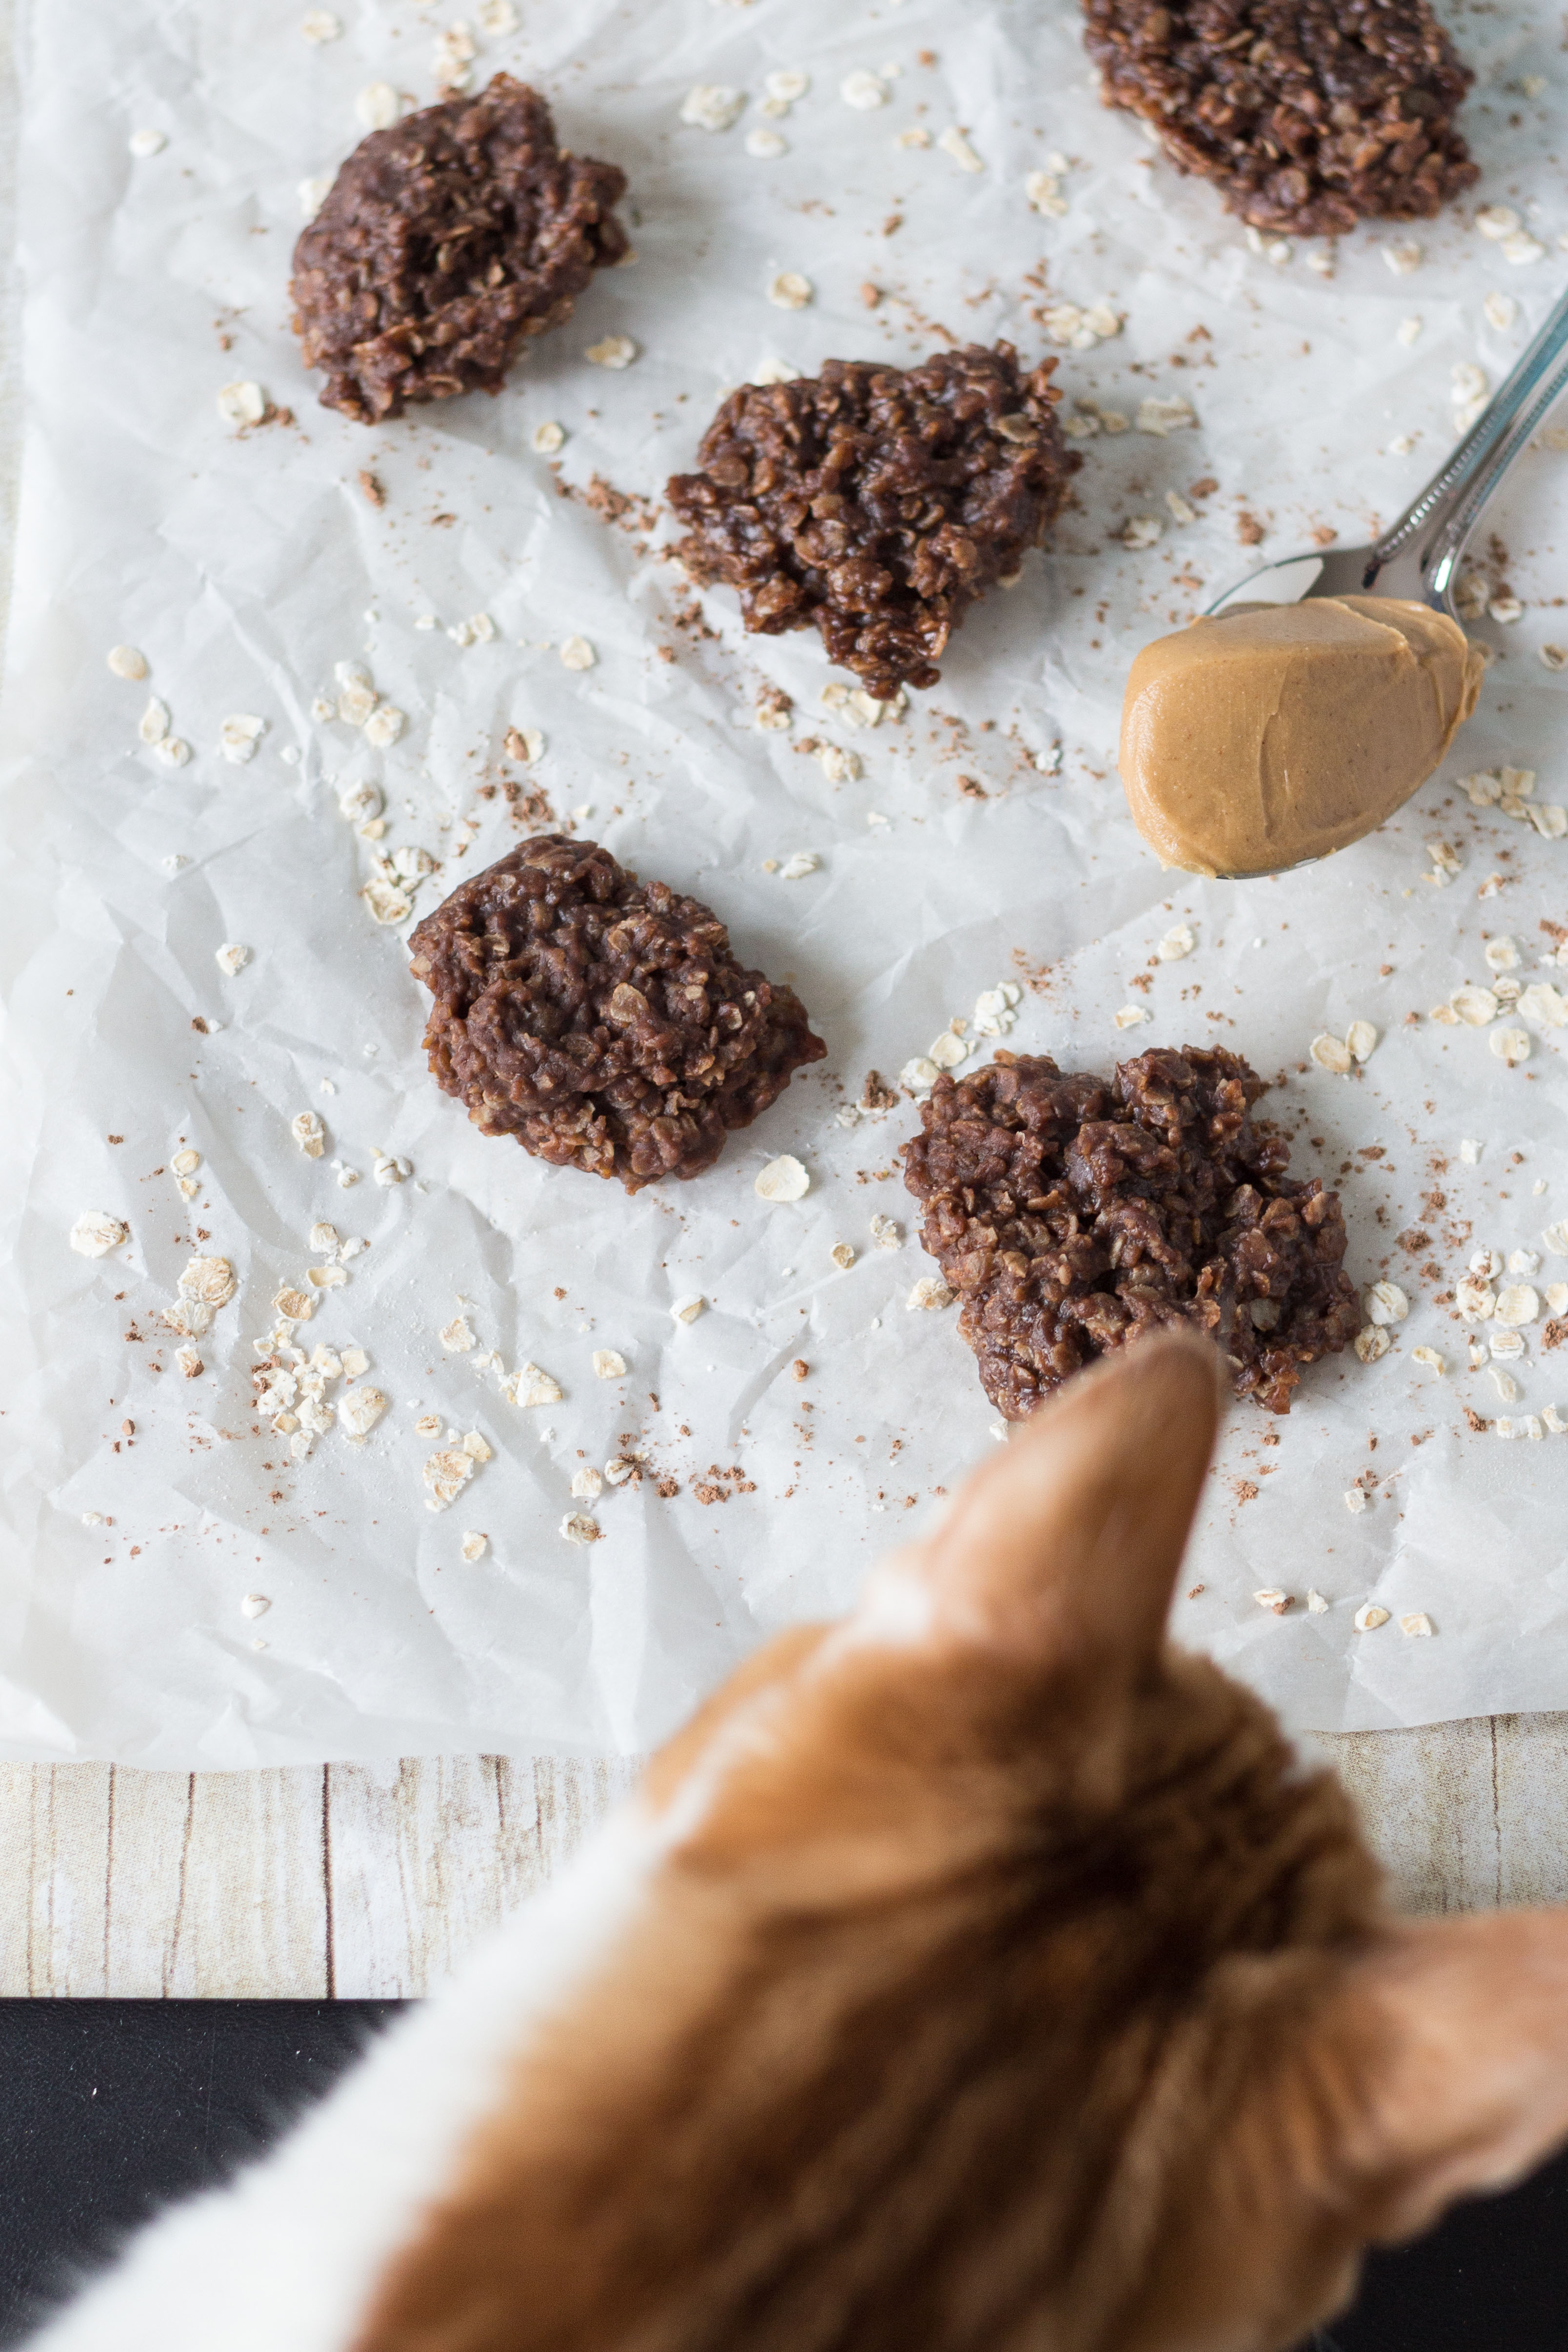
[[0, 1729, 1564, 1996]]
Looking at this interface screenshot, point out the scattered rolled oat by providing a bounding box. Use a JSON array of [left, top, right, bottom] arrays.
[[571, 1466, 604, 1501], [70, 1211, 128, 1258], [1451, 983, 1499, 1026], [273, 1287, 315, 1323], [841, 69, 889, 109], [585, 333, 637, 369], [217, 380, 266, 429], [1253, 1589, 1290, 1615], [907, 1276, 955, 1311], [307, 1263, 347, 1290], [1383, 243, 1422, 276], [1307, 1590, 1330, 1614], [214, 942, 251, 977], [1495, 1283, 1540, 1327], [1122, 515, 1163, 550], [362, 875, 414, 926], [1346, 1020, 1378, 1063], [128, 128, 167, 158], [176, 1346, 203, 1378], [354, 80, 402, 132], [240, 1593, 271, 1619], [1411, 1345, 1447, 1374], [1157, 924, 1196, 961], [171, 1150, 201, 1178], [440, 1313, 476, 1352], [746, 126, 788, 158], [1455, 1276, 1496, 1322], [459, 1531, 489, 1561], [1114, 1005, 1150, 1030], [604, 1456, 635, 1486], [180, 1256, 236, 1309], [1544, 1405, 1568, 1435], [682, 83, 745, 131], [292, 1110, 327, 1158], [767, 270, 814, 310], [560, 1512, 602, 1544], [592, 1348, 627, 1379], [1310, 1032, 1352, 1075], [559, 635, 595, 670], [1136, 394, 1197, 436], [1400, 1612, 1434, 1637], [779, 851, 819, 880], [937, 126, 984, 172], [1520, 981, 1568, 1030], [830, 1241, 856, 1269], [755, 1154, 809, 1202], [139, 697, 169, 745], [107, 645, 147, 680], [671, 1295, 706, 1324], [363, 703, 405, 748], [1344, 1489, 1368, 1514], [1353, 1325, 1391, 1364], [219, 714, 266, 764], [818, 745, 861, 784], [1365, 1280, 1409, 1326], [339, 1385, 387, 1439], [508, 1362, 563, 1408], [1490, 1025, 1531, 1066], [533, 419, 566, 455], [1354, 1603, 1390, 1631]]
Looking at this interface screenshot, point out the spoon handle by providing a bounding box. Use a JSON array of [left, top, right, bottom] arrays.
[[1370, 273, 1568, 608]]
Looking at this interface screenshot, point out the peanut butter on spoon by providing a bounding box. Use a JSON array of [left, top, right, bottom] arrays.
[[1118, 596, 1484, 878]]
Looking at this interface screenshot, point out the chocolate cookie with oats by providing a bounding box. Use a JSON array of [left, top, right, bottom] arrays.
[[667, 343, 1075, 701], [1082, 0, 1477, 237], [409, 837, 826, 1193], [291, 75, 627, 424], [901, 1046, 1360, 1417]]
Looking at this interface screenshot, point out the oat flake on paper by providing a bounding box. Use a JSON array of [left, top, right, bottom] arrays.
[[8, 0, 1568, 1770]]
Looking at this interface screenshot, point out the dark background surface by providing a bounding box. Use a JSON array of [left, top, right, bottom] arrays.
[[0, 1999, 1563, 2348]]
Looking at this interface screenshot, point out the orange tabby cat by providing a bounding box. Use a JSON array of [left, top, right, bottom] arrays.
[[33, 1331, 1568, 2352]]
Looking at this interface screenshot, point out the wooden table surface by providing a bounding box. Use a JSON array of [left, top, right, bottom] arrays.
[[2, 1717, 1567, 1996], [1, 28, 1565, 2003]]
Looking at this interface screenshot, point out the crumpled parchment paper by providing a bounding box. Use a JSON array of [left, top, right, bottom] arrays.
[[3, 0, 1568, 1765]]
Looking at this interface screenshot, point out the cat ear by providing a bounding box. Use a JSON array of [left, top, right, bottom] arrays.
[[1314, 1911, 1568, 2243], [862, 1328, 1223, 1682]]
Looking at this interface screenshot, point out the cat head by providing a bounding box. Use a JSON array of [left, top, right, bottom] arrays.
[[362, 1333, 1568, 2352]]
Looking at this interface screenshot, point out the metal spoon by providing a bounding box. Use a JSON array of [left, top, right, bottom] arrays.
[[1209, 274, 1568, 619]]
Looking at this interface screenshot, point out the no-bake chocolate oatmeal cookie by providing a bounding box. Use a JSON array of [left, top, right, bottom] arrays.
[[409, 837, 826, 1192], [1083, 0, 1477, 236], [902, 1045, 1360, 1417], [667, 343, 1075, 700], [291, 75, 627, 423]]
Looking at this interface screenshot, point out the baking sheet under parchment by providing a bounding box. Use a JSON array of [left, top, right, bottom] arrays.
[[2, 0, 1568, 1767]]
